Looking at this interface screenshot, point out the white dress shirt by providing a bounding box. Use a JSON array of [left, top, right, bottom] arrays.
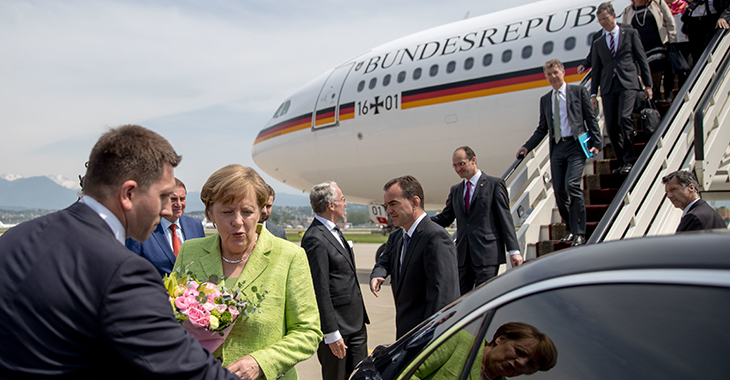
[[80, 195, 126, 245]]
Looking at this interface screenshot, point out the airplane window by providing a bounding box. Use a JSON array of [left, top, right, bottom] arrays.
[[564, 37, 576, 51], [543, 41, 554, 55], [447, 61, 456, 73], [502, 50, 512, 63], [522, 46, 533, 59], [369, 78, 377, 90], [587, 33, 596, 46], [430, 64, 438, 77], [397, 71, 406, 83], [383, 74, 391, 87], [464, 57, 474, 70], [482, 54, 493, 67], [357, 80, 365, 92], [273, 102, 285, 118], [413, 68, 422, 80], [281, 100, 290, 116]]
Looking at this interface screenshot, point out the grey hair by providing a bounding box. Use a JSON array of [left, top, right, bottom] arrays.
[[310, 181, 339, 214], [662, 170, 699, 193]]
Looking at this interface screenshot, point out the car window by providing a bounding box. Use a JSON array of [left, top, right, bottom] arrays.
[[407, 315, 488, 380], [483, 284, 730, 380]]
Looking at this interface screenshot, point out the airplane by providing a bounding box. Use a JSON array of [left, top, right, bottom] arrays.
[[252, 0, 630, 218], [0, 221, 18, 229]]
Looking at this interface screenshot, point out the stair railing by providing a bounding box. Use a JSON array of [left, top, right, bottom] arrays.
[[588, 30, 730, 243]]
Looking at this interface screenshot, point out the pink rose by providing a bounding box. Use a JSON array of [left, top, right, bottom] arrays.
[[175, 295, 195, 310], [228, 305, 240, 319], [215, 304, 228, 313], [202, 301, 215, 312], [187, 304, 210, 328]]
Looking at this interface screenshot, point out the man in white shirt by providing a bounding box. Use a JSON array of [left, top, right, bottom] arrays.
[[432, 146, 524, 295], [662, 170, 726, 232], [302, 181, 368, 380], [371, 175, 459, 338]]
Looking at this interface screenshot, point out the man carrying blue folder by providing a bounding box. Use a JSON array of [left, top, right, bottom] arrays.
[[517, 58, 601, 247]]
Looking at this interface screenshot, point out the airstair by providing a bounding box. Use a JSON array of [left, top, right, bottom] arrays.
[[504, 30, 730, 262]]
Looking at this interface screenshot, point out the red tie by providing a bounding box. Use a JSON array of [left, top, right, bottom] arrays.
[[170, 224, 181, 257], [465, 181, 472, 214]]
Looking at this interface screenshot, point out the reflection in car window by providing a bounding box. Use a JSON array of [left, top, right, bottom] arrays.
[[408, 316, 486, 380], [485, 284, 730, 380]]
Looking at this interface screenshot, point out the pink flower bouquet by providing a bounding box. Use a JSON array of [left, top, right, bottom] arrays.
[[164, 271, 265, 352]]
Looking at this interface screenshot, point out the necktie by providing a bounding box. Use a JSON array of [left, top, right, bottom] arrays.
[[400, 233, 410, 272], [170, 224, 181, 257], [464, 181, 472, 214], [608, 31, 616, 56], [553, 90, 561, 144], [333, 226, 348, 250]]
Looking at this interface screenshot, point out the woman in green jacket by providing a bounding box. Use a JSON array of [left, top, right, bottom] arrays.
[[173, 164, 322, 380]]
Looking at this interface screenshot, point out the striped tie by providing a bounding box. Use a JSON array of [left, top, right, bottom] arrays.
[[553, 90, 561, 144], [609, 31, 616, 56]]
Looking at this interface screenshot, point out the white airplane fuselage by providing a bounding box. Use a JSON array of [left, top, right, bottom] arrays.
[[253, 0, 629, 210]]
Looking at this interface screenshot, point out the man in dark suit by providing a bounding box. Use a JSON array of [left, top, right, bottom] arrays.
[[432, 147, 523, 296], [590, 2, 653, 175], [0, 125, 238, 379], [260, 184, 287, 240], [662, 170, 726, 231], [518, 59, 602, 247], [302, 181, 368, 380], [371, 175, 459, 339], [126, 177, 205, 277]]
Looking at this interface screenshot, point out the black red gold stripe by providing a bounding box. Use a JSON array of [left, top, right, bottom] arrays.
[[254, 62, 584, 145], [402, 61, 583, 109]]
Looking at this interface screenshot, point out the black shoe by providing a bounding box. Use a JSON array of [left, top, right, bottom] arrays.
[[560, 233, 574, 243], [572, 235, 586, 246], [620, 163, 633, 175], [612, 166, 622, 174]]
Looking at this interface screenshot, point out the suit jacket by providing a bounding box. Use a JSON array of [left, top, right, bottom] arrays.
[[0, 202, 237, 380], [265, 221, 287, 240], [431, 173, 520, 267], [126, 214, 205, 277], [523, 84, 602, 154], [301, 218, 368, 338], [370, 217, 459, 338], [173, 225, 322, 380], [677, 199, 727, 232], [590, 23, 652, 96]]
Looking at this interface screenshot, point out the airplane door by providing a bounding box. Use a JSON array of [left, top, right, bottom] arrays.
[[312, 62, 354, 129]]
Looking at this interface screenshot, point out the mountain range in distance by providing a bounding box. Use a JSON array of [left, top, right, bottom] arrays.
[[0, 174, 312, 211]]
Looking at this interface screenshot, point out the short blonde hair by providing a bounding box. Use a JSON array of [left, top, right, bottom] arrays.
[[201, 164, 268, 220]]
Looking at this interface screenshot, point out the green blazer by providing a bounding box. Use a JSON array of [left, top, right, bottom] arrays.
[[411, 329, 486, 380], [173, 224, 322, 380]]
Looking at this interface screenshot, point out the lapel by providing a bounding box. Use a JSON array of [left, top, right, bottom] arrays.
[[398, 217, 426, 289], [469, 173, 488, 215], [617, 27, 629, 55], [150, 223, 176, 265], [235, 224, 271, 293], [456, 180, 467, 214], [315, 219, 356, 272]]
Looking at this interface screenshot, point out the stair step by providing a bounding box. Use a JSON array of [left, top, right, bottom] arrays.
[[586, 205, 608, 222], [588, 188, 619, 205]]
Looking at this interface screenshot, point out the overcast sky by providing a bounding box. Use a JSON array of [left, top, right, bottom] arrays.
[[1, 0, 533, 195]]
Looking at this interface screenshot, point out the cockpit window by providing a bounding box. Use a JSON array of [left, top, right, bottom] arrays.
[[273, 100, 291, 118]]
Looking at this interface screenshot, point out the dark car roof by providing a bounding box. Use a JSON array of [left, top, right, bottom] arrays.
[[456, 231, 730, 314]]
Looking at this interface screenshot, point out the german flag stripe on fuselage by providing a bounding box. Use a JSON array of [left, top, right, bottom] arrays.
[[254, 61, 584, 145], [402, 60, 583, 109]]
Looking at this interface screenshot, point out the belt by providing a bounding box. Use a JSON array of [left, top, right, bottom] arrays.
[[558, 136, 575, 142]]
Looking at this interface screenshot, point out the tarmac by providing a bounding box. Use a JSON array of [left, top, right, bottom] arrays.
[[294, 242, 396, 380]]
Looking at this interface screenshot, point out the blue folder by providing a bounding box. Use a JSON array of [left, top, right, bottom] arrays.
[[578, 132, 594, 158]]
